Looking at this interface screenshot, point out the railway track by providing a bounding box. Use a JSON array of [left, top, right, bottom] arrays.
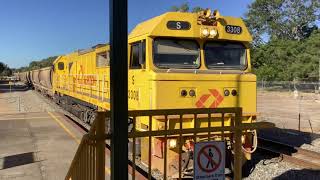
[[258, 136, 320, 169]]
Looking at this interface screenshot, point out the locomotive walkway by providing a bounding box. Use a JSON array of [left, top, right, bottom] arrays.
[[0, 111, 113, 180]]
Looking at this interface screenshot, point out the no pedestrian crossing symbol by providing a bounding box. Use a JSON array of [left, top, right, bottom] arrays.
[[194, 141, 225, 180]]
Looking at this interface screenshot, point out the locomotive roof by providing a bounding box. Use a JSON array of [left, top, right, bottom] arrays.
[[129, 11, 252, 42], [53, 10, 252, 63]]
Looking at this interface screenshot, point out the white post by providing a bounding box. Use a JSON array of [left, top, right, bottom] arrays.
[[102, 75, 104, 101]]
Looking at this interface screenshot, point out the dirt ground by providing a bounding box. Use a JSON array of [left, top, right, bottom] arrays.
[[257, 90, 320, 133]]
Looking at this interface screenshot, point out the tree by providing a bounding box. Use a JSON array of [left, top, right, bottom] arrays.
[[191, 6, 205, 13], [0, 62, 5, 73], [251, 30, 320, 81], [0, 62, 12, 76], [170, 3, 189, 12], [245, 0, 320, 45], [170, 3, 205, 13], [15, 56, 58, 72]]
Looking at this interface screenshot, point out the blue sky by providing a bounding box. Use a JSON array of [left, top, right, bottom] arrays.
[[0, 0, 253, 68]]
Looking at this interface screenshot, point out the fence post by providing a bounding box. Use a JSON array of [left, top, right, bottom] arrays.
[[18, 97, 21, 112], [234, 108, 243, 180], [96, 112, 106, 180]]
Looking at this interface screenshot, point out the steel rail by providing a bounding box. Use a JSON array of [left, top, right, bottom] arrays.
[[257, 136, 320, 169]]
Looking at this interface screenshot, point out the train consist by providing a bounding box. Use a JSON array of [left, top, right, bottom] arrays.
[[18, 9, 257, 176], [18, 67, 53, 96]]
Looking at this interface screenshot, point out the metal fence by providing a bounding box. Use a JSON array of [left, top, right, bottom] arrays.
[[65, 108, 273, 180], [258, 81, 320, 93]]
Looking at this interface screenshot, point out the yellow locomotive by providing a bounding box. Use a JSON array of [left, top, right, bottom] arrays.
[[22, 9, 257, 176]]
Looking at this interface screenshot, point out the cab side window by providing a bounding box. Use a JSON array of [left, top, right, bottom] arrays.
[[96, 51, 110, 67], [58, 62, 64, 70], [130, 40, 146, 69]]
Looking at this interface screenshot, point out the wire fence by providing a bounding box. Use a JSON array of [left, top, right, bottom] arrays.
[[258, 81, 320, 93], [257, 81, 320, 133]]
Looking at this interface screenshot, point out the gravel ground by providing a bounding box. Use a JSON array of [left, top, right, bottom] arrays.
[[0, 84, 59, 113], [244, 152, 320, 180], [20, 90, 57, 112], [300, 138, 320, 153]]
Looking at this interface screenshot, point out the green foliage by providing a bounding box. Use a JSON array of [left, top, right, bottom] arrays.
[[170, 2, 189, 12], [246, 0, 320, 81], [0, 62, 4, 73], [0, 62, 12, 76], [16, 56, 57, 72], [170, 3, 204, 13], [191, 6, 205, 13], [245, 0, 320, 45], [252, 30, 320, 81]]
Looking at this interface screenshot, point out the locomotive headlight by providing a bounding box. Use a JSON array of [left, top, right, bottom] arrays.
[[189, 90, 196, 97], [231, 89, 238, 96], [180, 90, 188, 97], [169, 139, 177, 149], [202, 29, 209, 37], [241, 135, 245, 144], [210, 29, 218, 37], [224, 89, 230, 96]]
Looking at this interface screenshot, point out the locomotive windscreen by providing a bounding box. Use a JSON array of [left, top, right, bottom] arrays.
[[204, 42, 247, 70], [153, 39, 200, 69]]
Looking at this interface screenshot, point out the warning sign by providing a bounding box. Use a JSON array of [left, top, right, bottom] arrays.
[[194, 141, 225, 180]]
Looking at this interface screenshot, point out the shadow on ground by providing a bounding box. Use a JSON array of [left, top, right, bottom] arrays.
[[0, 84, 30, 93], [273, 169, 320, 180], [0, 152, 42, 169], [258, 128, 320, 147]]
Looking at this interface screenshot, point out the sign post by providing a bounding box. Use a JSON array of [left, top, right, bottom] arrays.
[[194, 141, 225, 180]]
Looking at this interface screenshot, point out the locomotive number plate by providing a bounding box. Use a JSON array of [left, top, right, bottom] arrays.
[[225, 25, 242, 34], [167, 21, 191, 30]]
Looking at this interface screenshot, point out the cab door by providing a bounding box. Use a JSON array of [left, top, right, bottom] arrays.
[[128, 40, 147, 110], [55, 60, 67, 93]]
